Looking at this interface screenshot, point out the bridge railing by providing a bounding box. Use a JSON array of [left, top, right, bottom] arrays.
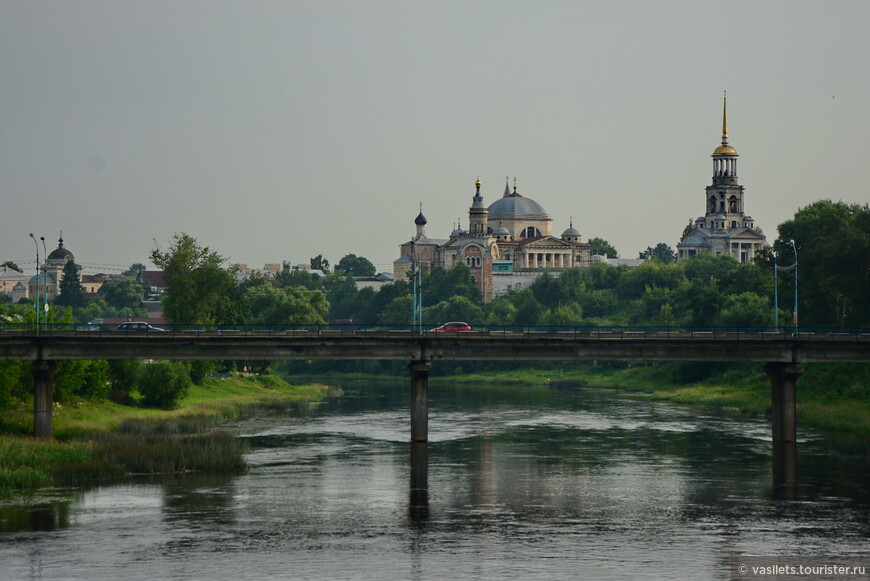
[[2, 323, 870, 342]]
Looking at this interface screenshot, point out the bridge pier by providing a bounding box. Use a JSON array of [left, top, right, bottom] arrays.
[[32, 359, 57, 439], [764, 362, 804, 443], [409, 360, 431, 442]]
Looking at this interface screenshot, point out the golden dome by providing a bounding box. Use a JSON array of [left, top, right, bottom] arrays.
[[713, 144, 737, 155]]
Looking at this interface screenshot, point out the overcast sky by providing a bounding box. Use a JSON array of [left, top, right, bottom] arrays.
[[2, 1, 868, 275]]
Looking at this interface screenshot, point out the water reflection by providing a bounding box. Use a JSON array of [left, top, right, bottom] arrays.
[[1, 380, 869, 581], [409, 442, 429, 525], [772, 442, 797, 500], [0, 500, 72, 533]]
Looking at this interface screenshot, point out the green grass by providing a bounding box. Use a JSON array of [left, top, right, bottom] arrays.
[[437, 362, 870, 437], [0, 373, 338, 495]]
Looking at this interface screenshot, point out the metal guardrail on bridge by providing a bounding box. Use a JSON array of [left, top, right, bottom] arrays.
[[2, 323, 870, 342]]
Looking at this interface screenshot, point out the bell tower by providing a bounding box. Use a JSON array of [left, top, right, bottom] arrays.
[[705, 92, 746, 230], [468, 177, 488, 236]]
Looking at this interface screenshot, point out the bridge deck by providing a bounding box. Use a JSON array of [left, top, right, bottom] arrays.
[[1, 328, 869, 363]]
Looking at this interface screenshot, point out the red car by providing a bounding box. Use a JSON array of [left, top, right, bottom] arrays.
[[430, 322, 472, 332]]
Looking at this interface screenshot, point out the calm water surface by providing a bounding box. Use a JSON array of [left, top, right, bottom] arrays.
[[1, 380, 869, 580]]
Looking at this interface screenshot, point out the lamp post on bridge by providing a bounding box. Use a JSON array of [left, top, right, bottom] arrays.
[[410, 240, 423, 333], [28, 233, 39, 334], [40, 236, 47, 331], [772, 249, 778, 331], [789, 239, 798, 335]]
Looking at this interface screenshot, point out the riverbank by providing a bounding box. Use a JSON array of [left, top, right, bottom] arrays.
[[440, 362, 870, 437], [0, 374, 337, 496]]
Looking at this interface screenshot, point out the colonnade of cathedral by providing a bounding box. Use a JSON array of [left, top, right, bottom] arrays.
[[521, 252, 574, 269]]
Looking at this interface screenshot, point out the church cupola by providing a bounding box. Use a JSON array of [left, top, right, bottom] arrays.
[[414, 202, 427, 239], [468, 177, 488, 236], [712, 92, 738, 183]]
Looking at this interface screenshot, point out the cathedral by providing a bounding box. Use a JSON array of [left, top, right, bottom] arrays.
[[677, 95, 767, 262], [394, 178, 592, 303]]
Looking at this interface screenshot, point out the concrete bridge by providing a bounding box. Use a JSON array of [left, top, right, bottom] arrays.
[[2, 326, 869, 444]]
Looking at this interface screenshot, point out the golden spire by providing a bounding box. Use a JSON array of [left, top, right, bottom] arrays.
[[721, 90, 728, 142]]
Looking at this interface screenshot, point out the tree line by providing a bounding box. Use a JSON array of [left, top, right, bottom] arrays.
[[1, 199, 868, 415]]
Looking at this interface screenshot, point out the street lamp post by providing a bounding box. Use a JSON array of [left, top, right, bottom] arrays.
[[789, 239, 798, 335], [410, 241, 422, 333], [772, 250, 778, 331], [28, 233, 39, 333], [40, 236, 47, 330]]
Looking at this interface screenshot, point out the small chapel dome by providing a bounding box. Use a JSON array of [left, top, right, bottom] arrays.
[[561, 226, 580, 238], [492, 226, 510, 236], [451, 227, 467, 238], [713, 144, 737, 156], [414, 211, 427, 226], [47, 237, 74, 261]]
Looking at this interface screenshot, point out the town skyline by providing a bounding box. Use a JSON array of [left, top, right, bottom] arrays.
[[3, 2, 869, 274]]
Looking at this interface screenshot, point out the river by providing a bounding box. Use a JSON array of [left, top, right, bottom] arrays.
[[1, 379, 868, 580]]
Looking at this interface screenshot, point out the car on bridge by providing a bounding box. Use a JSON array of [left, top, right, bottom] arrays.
[[430, 322, 472, 332], [117, 322, 165, 332]]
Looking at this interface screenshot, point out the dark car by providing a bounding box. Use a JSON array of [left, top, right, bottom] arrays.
[[430, 322, 472, 332], [117, 322, 165, 332]]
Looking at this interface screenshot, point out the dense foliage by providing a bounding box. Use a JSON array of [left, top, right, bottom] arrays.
[[2, 200, 870, 417]]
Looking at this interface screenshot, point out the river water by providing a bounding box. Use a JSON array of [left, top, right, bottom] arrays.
[[1, 379, 869, 580]]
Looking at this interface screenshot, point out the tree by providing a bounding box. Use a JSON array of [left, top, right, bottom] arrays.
[[671, 277, 724, 327], [335, 254, 376, 277], [529, 273, 563, 309], [323, 273, 360, 321], [423, 264, 481, 306], [775, 200, 870, 328], [378, 295, 413, 326], [716, 292, 771, 328], [681, 219, 695, 240], [275, 262, 324, 290], [309, 254, 331, 274], [122, 262, 147, 277], [1, 261, 22, 273], [510, 289, 544, 326], [245, 285, 329, 326], [588, 237, 618, 258], [639, 243, 677, 264], [107, 360, 142, 404], [423, 296, 484, 326], [54, 360, 110, 401], [137, 361, 191, 409], [101, 278, 147, 310], [681, 252, 738, 283], [150, 233, 239, 325], [55, 260, 85, 307]]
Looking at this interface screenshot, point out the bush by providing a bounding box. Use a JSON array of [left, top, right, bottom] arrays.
[[107, 360, 142, 405], [137, 362, 191, 409]]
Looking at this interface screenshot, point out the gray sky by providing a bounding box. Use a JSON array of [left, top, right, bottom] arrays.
[[2, 1, 868, 275]]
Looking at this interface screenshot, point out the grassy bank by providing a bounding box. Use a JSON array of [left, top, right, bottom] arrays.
[[438, 362, 870, 436], [0, 374, 337, 496]]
